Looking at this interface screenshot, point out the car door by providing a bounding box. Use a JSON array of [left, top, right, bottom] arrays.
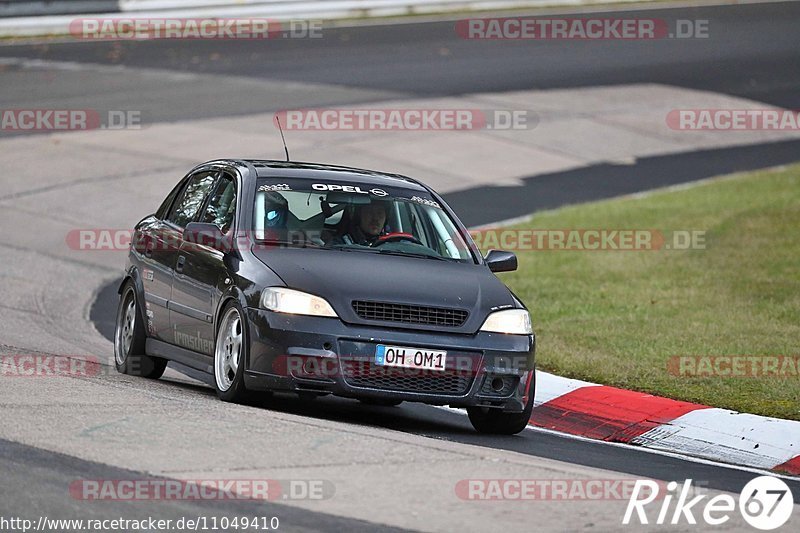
[[134, 178, 186, 342], [170, 170, 238, 358], [159, 169, 220, 354]]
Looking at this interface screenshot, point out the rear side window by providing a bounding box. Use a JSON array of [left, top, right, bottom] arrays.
[[167, 171, 218, 228]]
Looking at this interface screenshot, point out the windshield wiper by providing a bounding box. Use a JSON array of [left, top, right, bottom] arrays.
[[254, 239, 323, 249], [314, 244, 453, 261], [373, 249, 449, 261]]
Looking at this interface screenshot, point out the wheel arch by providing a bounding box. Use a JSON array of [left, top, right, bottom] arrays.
[[213, 286, 251, 366], [117, 268, 149, 333]]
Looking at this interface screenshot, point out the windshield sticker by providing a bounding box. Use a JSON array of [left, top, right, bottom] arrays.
[[258, 183, 291, 192], [409, 196, 441, 209], [311, 183, 388, 197]]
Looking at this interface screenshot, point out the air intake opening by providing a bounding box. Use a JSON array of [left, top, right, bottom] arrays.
[[491, 377, 505, 392]]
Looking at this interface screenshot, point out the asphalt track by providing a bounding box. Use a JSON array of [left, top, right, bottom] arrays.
[[1, 1, 799, 124], [0, 437, 404, 532], [2, 1, 800, 530]]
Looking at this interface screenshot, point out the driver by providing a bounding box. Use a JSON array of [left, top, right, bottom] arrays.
[[332, 200, 388, 246]]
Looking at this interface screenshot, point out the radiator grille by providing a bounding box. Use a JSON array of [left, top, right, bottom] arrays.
[[352, 300, 468, 327]]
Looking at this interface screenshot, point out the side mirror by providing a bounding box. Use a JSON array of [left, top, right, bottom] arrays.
[[183, 222, 232, 253], [484, 249, 517, 273]]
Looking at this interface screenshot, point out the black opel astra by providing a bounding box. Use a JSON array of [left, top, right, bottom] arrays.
[[115, 159, 536, 434]]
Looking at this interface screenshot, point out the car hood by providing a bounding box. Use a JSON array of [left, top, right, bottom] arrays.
[[252, 247, 517, 333]]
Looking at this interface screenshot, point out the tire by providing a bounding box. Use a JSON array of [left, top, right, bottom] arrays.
[[467, 388, 534, 435], [213, 301, 251, 403], [114, 281, 167, 379], [359, 398, 403, 407]]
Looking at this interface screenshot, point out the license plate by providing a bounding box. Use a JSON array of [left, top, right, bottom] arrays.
[[375, 344, 447, 371]]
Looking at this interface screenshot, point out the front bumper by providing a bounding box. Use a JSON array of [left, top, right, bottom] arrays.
[[243, 308, 535, 411]]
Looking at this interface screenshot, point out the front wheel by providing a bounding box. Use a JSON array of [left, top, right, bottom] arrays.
[[114, 281, 167, 379], [467, 392, 534, 435], [213, 302, 251, 403]]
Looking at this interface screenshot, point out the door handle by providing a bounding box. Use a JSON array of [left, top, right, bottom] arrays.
[[176, 255, 186, 273]]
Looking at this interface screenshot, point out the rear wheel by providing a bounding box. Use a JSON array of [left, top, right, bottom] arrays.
[[467, 392, 534, 435], [114, 281, 167, 379], [214, 302, 251, 403]]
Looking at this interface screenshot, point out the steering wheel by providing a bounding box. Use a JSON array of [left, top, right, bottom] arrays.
[[372, 232, 422, 246]]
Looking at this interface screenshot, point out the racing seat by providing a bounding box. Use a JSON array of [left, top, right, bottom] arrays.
[[318, 202, 350, 244], [260, 191, 289, 242]]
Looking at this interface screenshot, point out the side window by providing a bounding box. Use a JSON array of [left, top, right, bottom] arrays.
[[155, 180, 184, 220], [407, 203, 432, 247], [167, 171, 218, 228], [201, 173, 237, 234]]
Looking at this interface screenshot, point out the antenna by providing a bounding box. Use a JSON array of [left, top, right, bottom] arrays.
[[275, 115, 290, 162]]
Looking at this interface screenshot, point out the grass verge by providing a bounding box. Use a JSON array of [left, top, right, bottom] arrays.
[[490, 164, 800, 420]]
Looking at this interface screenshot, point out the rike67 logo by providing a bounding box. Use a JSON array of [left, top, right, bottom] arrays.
[[623, 476, 794, 530]]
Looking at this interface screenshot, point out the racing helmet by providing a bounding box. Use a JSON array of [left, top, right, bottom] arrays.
[[263, 191, 288, 229]]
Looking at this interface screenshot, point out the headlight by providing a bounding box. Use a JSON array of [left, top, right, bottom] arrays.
[[479, 309, 532, 335], [260, 287, 338, 318]]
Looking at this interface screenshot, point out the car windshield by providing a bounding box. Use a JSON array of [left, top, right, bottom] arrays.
[[253, 179, 475, 263]]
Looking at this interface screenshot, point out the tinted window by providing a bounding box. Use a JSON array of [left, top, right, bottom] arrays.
[[167, 171, 218, 228], [201, 173, 237, 233], [155, 180, 184, 220], [253, 180, 475, 263]]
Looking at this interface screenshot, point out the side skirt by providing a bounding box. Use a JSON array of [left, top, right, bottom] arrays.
[[146, 338, 213, 374]]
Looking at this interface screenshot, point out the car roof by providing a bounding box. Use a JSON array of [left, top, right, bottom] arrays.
[[217, 159, 430, 193]]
